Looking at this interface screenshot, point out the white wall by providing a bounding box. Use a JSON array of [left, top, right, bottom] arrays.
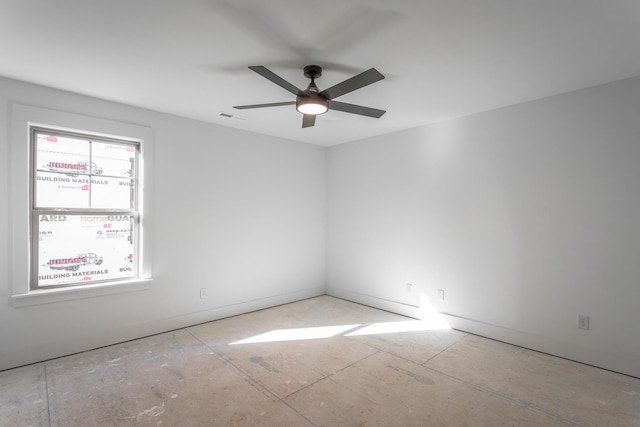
[[2, 73, 639, 378], [327, 75, 640, 378], [0, 77, 326, 371]]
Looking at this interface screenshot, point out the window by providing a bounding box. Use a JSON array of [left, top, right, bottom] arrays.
[[11, 104, 152, 306], [32, 128, 139, 289]]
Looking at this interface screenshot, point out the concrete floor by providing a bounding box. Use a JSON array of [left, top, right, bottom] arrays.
[[1, 296, 639, 426]]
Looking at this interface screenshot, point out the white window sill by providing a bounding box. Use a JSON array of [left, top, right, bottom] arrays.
[[11, 279, 153, 307]]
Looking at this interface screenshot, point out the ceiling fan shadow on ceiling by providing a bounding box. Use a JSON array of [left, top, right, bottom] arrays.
[[233, 65, 386, 128]]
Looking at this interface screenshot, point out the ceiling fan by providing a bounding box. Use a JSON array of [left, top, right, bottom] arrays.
[[233, 65, 386, 128]]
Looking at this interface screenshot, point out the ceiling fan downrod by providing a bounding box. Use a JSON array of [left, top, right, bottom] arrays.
[[298, 65, 328, 115]]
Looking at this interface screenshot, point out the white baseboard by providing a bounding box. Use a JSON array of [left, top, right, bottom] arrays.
[[326, 286, 422, 319], [146, 287, 326, 333], [0, 287, 325, 371], [5, 286, 637, 379], [441, 312, 639, 379], [326, 286, 638, 379]]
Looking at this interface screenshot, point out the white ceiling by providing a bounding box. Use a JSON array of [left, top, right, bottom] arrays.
[[1, 0, 640, 146]]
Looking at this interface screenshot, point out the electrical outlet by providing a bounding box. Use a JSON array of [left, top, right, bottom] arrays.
[[200, 288, 207, 299], [578, 314, 590, 330], [437, 289, 445, 301]]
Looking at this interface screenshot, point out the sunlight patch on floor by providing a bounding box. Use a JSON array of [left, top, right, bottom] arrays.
[[230, 324, 361, 345], [230, 313, 449, 345], [230, 295, 450, 345]]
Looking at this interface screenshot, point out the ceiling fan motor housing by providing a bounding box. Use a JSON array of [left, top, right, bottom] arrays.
[[303, 65, 323, 80]]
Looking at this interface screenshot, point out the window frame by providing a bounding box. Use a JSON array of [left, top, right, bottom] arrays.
[[30, 127, 141, 290], [10, 104, 153, 307]]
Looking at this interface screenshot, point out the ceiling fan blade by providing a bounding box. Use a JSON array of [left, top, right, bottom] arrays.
[[319, 68, 385, 100], [302, 114, 316, 128], [248, 66, 306, 97], [329, 100, 386, 118], [234, 101, 295, 109]]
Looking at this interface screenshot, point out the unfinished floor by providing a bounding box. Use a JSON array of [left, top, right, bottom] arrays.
[[1, 296, 639, 426]]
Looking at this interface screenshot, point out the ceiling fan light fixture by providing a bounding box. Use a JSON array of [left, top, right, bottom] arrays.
[[296, 95, 328, 115]]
